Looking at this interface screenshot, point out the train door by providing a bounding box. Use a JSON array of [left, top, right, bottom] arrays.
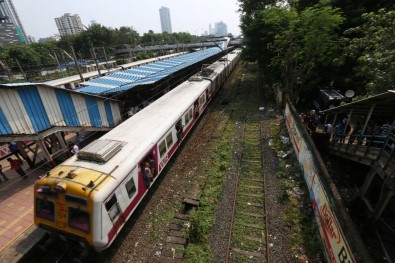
[[176, 119, 183, 142], [104, 193, 125, 232], [194, 100, 199, 119], [139, 150, 157, 189]]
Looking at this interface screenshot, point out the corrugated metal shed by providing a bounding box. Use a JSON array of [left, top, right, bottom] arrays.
[[78, 47, 225, 95], [0, 83, 122, 136]]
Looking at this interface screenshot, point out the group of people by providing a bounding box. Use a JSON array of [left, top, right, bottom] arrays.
[[331, 117, 394, 146], [300, 110, 321, 134]]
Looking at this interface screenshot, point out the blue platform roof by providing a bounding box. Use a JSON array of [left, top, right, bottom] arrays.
[[78, 47, 224, 95]]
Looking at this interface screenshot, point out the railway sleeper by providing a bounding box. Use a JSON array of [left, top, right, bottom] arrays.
[[238, 201, 264, 208], [238, 222, 265, 230], [239, 177, 263, 183], [238, 193, 262, 198], [242, 157, 262, 162], [231, 247, 265, 258], [239, 211, 265, 218], [238, 184, 264, 189]]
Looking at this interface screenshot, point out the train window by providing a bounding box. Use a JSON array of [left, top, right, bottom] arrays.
[[65, 195, 87, 206], [125, 178, 136, 198], [105, 195, 121, 221], [166, 133, 173, 148], [36, 198, 55, 221], [200, 95, 206, 105], [188, 108, 193, 121], [68, 207, 90, 233], [159, 140, 167, 158]]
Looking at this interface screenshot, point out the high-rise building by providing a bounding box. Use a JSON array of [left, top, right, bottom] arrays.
[[159, 6, 172, 33], [209, 24, 213, 35], [55, 13, 84, 36], [0, 0, 28, 44], [215, 21, 228, 36]]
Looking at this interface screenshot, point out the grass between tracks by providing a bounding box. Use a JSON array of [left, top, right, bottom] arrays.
[[183, 111, 236, 262], [183, 69, 243, 262]]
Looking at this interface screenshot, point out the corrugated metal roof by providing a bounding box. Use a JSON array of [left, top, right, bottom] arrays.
[[321, 90, 395, 118], [0, 84, 123, 136], [78, 47, 224, 95]]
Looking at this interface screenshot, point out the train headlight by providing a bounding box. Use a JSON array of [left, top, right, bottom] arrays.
[[36, 185, 51, 193]]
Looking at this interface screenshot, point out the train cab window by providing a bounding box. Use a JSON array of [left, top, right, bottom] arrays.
[[65, 195, 87, 206], [159, 140, 167, 158], [36, 198, 55, 221], [166, 133, 173, 148], [105, 195, 120, 221], [125, 177, 137, 198], [68, 207, 90, 233]]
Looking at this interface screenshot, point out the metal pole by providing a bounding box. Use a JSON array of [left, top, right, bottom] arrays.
[[53, 52, 64, 77], [90, 45, 102, 77], [70, 46, 84, 82], [15, 59, 28, 81], [102, 47, 109, 69]]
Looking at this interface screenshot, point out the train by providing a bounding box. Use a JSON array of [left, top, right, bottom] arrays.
[[34, 48, 242, 255]]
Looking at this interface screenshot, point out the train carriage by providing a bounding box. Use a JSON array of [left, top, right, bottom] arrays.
[[34, 48, 242, 253]]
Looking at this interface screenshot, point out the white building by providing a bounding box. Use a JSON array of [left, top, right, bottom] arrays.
[[55, 13, 84, 36], [215, 21, 228, 37], [159, 6, 172, 33]]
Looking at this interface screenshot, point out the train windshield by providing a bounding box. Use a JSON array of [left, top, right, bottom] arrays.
[[68, 207, 90, 233], [36, 198, 55, 221]]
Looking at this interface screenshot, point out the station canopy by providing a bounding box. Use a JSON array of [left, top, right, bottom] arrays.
[[78, 47, 224, 95]]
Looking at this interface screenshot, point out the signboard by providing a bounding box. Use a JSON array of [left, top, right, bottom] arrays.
[[285, 104, 355, 263]]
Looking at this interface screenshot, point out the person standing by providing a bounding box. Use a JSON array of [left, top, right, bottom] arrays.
[[0, 164, 9, 182], [7, 158, 26, 179], [8, 141, 22, 160]]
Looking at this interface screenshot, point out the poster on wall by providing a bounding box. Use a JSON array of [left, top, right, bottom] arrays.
[[285, 104, 355, 263]]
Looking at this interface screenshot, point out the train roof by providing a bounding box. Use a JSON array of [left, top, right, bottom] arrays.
[[40, 49, 242, 195], [60, 77, 212, 174]]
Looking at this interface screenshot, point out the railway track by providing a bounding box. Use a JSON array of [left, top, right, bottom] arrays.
[[225, 68, 269, 262]]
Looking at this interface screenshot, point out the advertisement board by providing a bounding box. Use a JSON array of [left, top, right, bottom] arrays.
[[285, 104, 355, 263]]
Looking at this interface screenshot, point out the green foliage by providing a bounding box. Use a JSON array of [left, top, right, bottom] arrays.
[[343, 9, 395, 95], [30, 41, 58, 67], [1, 44, 40, 67], [135, 51, 155, 61], [270, 5, 344, 102], [240, 2, 344, 102]]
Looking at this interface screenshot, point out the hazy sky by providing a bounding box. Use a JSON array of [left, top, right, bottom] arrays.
[[12, 0, 241, 40]]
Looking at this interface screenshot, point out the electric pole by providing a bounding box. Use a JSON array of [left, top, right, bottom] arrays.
[[70, 46, 84, 82], [89, 42, 102, 77]]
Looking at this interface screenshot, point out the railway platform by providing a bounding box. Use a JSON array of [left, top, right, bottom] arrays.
[[0, 157, 48, 262], [0, 132, 90, 262]]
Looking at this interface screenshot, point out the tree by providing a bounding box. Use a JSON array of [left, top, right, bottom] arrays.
[[1, 44, 41, 78], [343, 9, 395, 95], [270, 5, 344, 102], [115, 26, 140, 46], [30, 41, 58, 67]]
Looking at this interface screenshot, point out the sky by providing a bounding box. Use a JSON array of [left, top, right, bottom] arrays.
[[12, 0, 241, 40]]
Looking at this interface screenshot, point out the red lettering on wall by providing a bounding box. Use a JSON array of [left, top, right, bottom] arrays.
[[320, 204, 341, 244]]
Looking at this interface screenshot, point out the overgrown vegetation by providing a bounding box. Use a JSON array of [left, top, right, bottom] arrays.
[[183, 67, 243, 262], [239, 0, 395, 103], [269, 120, 323, 260]]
